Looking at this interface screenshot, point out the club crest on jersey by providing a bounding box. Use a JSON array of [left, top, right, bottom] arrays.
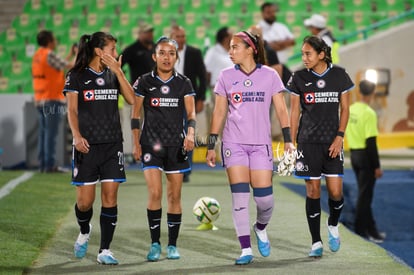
[[231, 92, 242, 103], [244, 79, 252, 87], [143, 153, 152, 163], [83, 90, 95, 101], [160, 85, 170, 94], [95, 77, 105, 86], [317, 79, 326, 88], [150, 98, 160, 106], [304, 92, 315, 104]]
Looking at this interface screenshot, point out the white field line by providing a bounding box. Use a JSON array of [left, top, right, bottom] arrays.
[[0, 172, 34, 199]]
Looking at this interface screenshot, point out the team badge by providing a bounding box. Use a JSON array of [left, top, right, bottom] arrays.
[[231, 92, 242, 103], [150, 98, 160, 106], [295, 161, 304, 171], [96, 77, 105, 86], [161, 85, 170, 94], [73, 167, 78, 177], [143, 153, 152, 163], [224, 149, 231, 158], [304, 92, 315, 104], [83, 90, 95, 101], [244, 79, 252, 87], [317, 79, 325, 88]]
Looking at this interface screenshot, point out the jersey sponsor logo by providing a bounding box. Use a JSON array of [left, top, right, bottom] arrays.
[[84, 90, 95, 101], [96, 77, 105, 86], [317, 79, 326, 88], [304, 92, 315, 104], [151, 98, 160, 106], [84, 89, 118, 101], [150, 97, 179, 107], [231, 92, 242, 103], [243, 79, 252, 87], [304, 91, 339, 104], [160, 85, 170, 94]]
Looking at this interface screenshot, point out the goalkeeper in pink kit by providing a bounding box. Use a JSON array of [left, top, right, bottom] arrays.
[[206, 30, 294, 265]]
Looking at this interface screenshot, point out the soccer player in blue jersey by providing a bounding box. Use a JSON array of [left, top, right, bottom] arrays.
[[131, 37, 196, 261], [287, 35, 354, 257], [64, 32, 135, 265], [206, 30, 294, 265]]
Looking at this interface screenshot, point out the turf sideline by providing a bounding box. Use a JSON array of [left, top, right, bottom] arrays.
[[0, 171, 33, 199]]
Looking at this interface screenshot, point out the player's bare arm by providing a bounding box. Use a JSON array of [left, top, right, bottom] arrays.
[[184, 95, 196, 152], [66, 92, 90, 153], [131, 96, 144, 161]]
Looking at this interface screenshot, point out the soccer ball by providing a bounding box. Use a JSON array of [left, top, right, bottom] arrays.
[[192, 197, 221, 224]]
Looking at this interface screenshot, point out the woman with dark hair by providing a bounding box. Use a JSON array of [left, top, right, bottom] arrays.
[[64, 31, 135, 265], [131, 36, 196, 262], [206, 30, 294, 265], [287, 35, 354, 258]]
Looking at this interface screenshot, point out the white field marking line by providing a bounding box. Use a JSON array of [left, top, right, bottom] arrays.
[[0, 171, 34, 199]]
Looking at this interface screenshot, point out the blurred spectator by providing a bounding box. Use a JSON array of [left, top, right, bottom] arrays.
[[304, 14, 340, 64], [204, 26, 233, 90], [346, 80, 385, 243], [170, 25, 207, 183], [170, 25, 207, 114], [32, 30, 76, 172], [257, 2, 294, 85], [121, 23, 155, 83]]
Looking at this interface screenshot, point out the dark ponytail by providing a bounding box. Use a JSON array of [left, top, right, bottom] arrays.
[[69, 32, 117, 73], [303, 35, 332, 64]]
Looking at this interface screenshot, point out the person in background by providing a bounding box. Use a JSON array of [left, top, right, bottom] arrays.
[[204, 26, 234, 91], [170, 25, 207, 182], [64, 31, 135, 265], [257, 2, 295, 85], [121, 23, 155, 83], [288, 35, 354, 258], [206, 30, 294, 265], [346, 79, 385, 243], [131, 36, 196, 262], [32, 30, 77, 173], [304, 14, 340, 64]]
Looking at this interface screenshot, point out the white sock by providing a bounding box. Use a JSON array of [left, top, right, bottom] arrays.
[[241, 247, 252, 257]]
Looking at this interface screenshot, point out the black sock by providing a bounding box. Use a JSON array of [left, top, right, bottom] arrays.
[[306, 197, 321, 244], [100, 206, 117, 251], [148, 209, 162, 244], [167, 213, 182, 247], [75, 204, 92, 234], [328, 197, 344, 226]]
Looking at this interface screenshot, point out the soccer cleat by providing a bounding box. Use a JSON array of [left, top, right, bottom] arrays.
[[367, 230, 386, 243], [74, 224, 91, 259], [147, 243, 161, 261], [253, 223, 271, 257], [327, 222, 341, 252], [97, 249, 119, 265], [235, 255, 253, 265], [309, 241, 323, 257], [166, 245, 180, 260]]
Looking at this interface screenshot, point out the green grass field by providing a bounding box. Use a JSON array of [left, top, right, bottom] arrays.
[[1, 169, 413, 275]]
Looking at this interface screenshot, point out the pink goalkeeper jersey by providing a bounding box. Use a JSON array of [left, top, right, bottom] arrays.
[[215, 64, 285, 144]]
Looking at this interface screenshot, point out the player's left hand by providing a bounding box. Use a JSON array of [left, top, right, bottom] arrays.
[[183, 134, 195, 152], [100, 53, 122, 72], [329, 136, 343, 158]]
